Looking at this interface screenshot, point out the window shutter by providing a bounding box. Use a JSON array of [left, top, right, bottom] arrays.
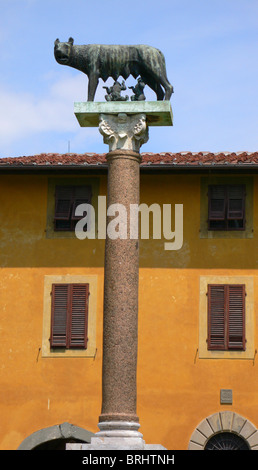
[[208, 284, 226, 350], [50, 283, 89, 349], [208, 284, 245, 351], [69, 284, 89, 348], [55, 186, 74, 220], [54, 185, 92, 231], [50, 284, 69, 347], [71, 186, 92, 221], [228, 284, 245, 350], [227, 185, 245, 220], [208, 186, 226, 220]]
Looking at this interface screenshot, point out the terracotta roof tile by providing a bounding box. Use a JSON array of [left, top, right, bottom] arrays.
[[0, 153, 107, 165], [0, 152, 257, 167]]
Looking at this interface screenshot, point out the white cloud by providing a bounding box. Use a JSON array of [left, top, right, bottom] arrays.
[[0, 70, 157, 148], [0, 74, 87, 143]]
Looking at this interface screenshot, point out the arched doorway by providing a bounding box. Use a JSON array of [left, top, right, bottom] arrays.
[[188, 411, 258, 450], [18, 422, 94, 450]]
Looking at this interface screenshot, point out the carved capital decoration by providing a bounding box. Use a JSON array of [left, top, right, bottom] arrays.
[[99, 113, 149, 152]]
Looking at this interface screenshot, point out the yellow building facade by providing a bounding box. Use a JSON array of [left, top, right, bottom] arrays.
[[0, 151, 258, 450]]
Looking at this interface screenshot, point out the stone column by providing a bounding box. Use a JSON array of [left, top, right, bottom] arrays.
[[96, 113, 148, 441], [69, 101, 172, 450], [100, 149, 141, 424]]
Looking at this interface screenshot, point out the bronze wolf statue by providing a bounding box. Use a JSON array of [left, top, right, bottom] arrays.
[[54, 37, 173, 102]]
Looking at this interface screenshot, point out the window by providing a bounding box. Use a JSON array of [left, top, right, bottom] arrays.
[[54, 185, 92, 231], [208, 184, 245, 231], [46, 178, 99, 239], [42, 275, 97, 358], [207, 284, 245, 351], [200, 177, 253, 239], [50, 283, 89, 349], [204, 432, 250, 450], [199, 276, 253, 359]]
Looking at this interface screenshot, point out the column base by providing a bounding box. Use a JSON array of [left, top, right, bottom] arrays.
[[67, 441, 167, 450], [66, 421, 167, 450]]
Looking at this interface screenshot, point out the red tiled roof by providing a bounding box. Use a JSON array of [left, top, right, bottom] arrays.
[[142, 151, 258, 165], [0, 153, 107, 165], [0, 152, 257, 167]]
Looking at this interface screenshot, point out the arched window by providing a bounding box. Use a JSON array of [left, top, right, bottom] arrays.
[[205, 432, 250, 450]]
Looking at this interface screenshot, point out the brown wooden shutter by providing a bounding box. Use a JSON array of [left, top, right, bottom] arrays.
[[208, 284, 245, 351], [71, 186, 92, 222], [227, 185, 245, 220], [55, 186, 74, 220], [228, 284, 245, 350], [69, 284, 89, 348], [50, 283, 89, 349], [208, 186, 226, 220], [50, 284, 69, 347], [54, 185, 92, 230], [208, 284, 226, 350]]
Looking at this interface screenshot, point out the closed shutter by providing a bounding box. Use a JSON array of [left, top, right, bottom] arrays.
[[227, 185, 245, 220], [208, 284, 245, 351], [55, 186, 74, 220], [50, 284, 69, 347], [71, 186, 92, 222], [228, 284, 245, 350], [70, 284, 89, 348], [50, 283, 89, 349], [208, 284, 226, 350], [208, 186, 226, 220]]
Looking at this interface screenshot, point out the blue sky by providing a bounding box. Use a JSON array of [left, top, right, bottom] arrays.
[[0, 0, 257, 157]]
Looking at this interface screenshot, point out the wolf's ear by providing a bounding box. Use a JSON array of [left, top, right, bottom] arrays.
[[54, 38, 60, 46], [68, 37, 74, 45]]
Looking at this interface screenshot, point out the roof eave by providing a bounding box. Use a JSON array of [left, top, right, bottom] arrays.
[[0, 163, 258, 173]]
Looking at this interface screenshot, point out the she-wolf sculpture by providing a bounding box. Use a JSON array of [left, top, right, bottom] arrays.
[[54, 37, 173, 102]]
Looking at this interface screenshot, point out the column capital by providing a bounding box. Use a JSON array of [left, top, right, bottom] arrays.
[[99, 112, 149, 152]]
